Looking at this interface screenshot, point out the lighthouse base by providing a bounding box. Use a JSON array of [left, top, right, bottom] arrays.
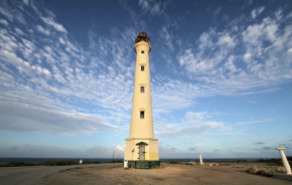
[[127, 160, 160, 169], [124, 138, 159, 161]]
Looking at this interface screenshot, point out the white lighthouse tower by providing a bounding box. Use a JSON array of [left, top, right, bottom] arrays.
[[124, 32, 159, 168]]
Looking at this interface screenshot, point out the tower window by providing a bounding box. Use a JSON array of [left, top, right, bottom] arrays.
[[141, 50, 144, 54], [141, 65, 145, 71], [140, 111, 145, 119], [140, 86, 145, 93]]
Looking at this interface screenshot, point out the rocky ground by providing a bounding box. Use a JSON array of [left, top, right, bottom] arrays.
[[44, 162, 292, 185]]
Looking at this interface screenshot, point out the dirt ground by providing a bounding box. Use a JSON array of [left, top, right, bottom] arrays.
[[44, 162, 292, 185]]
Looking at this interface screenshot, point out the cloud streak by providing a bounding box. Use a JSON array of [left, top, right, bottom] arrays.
[[178, 8, 292, 96], [0, 1, 134, 135]]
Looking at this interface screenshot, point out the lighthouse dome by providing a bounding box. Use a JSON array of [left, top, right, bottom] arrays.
[[138, 32, 148, 37], [135, 32, 150, 44]]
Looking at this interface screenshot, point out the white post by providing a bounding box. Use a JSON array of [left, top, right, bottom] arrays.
[[276, 147, 292, 175], [124, 160, 128, 168], [199, 153, 204, 165]]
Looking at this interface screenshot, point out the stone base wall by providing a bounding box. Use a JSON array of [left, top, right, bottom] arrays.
[[127, 160, 160, 169]]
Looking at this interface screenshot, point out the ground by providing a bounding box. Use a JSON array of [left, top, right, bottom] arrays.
[[44, 162, 292, 185]]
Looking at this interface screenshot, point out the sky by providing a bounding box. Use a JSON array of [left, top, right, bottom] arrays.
[[0, 0, 292, 159]]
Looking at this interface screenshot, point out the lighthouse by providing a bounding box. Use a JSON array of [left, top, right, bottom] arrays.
[[124, 32, 159, 168]]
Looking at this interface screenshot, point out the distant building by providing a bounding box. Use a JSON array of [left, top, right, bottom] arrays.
[[124, 32, 159, 168]]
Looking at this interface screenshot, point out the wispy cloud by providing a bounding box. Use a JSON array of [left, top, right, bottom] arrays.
[[40, 16, 67, 33], [119, 0, 146, 30], [159, 25, 174, 51], [156, 111, 227, 140], [254, 146, 273, 151], [254, 141, 265, 145], [178, 8, 292, 97], [235, 119, 275, 126], [251, 6, 265, 19], [159, 144, 193, 158], [138, 0, 163, 16], [0, 1, 135, 135], [189, 147, 196, 151], [0, 93, 117, 135], [152, 78, 198, 114]]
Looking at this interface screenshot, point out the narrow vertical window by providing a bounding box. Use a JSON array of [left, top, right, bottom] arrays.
[[141, 50, 144, 54], [140, 111, 144, 119], [140, 86, 145, 93], [141, 65, 145, 71]]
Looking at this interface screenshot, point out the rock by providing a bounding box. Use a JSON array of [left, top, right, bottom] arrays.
[[181, 162, 196, 165], [247, 167, 259, 174], [262, 171, 274, 177], [188, 162, 196, 165], [207, 163, 219, 167], [276, 167, 287, 173], [214, 163, 219, 166], [247, 167, 273, 177], [257, 169, 266, 175]]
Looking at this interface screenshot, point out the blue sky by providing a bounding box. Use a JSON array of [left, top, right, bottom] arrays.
[[0, 0, 292, 159]]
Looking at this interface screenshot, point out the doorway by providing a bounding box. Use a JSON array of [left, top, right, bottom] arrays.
[[139, 145, 145, 160], [136, 142, 148, 161]]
